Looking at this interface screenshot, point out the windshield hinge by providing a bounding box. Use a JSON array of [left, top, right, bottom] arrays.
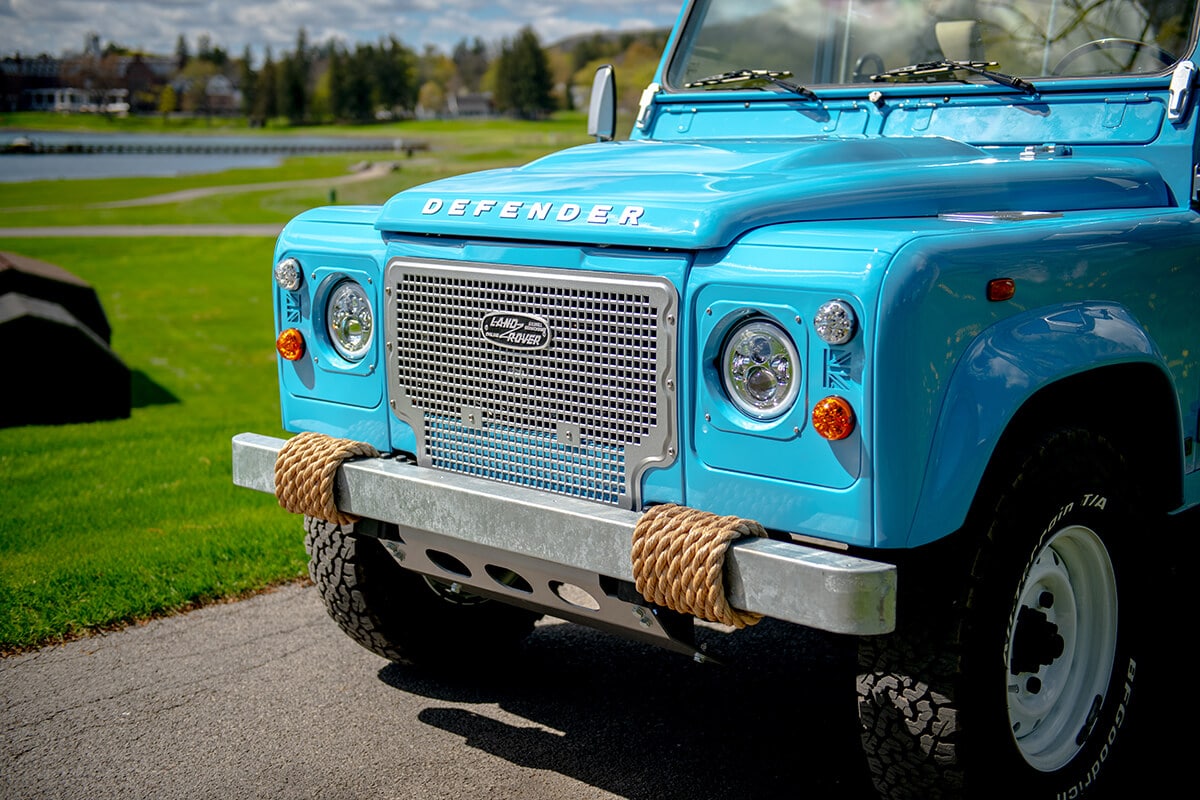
[[1168, 60, 1196, 123], [1020, 143, 1072, 160], [635, 83, 661, 130]]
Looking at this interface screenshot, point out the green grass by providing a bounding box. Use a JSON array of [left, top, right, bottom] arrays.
[[0, 237, 303, 652], [0, 115, 594, 652]]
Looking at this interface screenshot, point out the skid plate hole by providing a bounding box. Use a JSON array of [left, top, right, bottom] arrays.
[[485, 565, 534, 594], [426, 549, 471, 577], [550, 581, 600, 611]]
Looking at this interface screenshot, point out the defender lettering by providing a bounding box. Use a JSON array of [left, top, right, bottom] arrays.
[[420, 196, 644, 226]]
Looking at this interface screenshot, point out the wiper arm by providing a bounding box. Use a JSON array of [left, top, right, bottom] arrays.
[[685, 69, 819, 101], [871, 60, 1037, 94]]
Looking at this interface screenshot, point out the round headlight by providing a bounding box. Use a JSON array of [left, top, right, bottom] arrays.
[[814, 299, 857, 345], [721, 318, 801, 420], [326, 280, 374, 361], [274, 257, 303, 291]]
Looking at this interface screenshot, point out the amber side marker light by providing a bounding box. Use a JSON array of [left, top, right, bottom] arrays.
[[987, 278, 1016, 302], [812, 396, 855, 441], [276, 328, 306, 361]]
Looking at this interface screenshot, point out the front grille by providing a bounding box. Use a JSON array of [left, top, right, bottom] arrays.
[[385, 258, 677, 508]]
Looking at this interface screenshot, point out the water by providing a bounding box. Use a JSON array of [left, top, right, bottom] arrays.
[[0, 130, 401, 183], [0, 152, 284, 183]]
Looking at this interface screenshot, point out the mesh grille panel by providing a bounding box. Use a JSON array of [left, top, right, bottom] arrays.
[[426, 418, 626, 505], [387, 259, 676, 508]]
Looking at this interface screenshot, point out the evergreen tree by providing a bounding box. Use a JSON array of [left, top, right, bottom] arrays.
[[254, 47, 278, 121], [239, 45, 256, 118], [452, 37, 489, 93], [378, 36, 416, 111], [174, 34, 190, 71], [345, 43, 374, 122], [281, 28, 310, 124], [326, 45, 348, 121], [495, 27, 553, 119]]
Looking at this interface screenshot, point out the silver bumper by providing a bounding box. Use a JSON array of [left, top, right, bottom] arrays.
[[233, 432, 896, 636]]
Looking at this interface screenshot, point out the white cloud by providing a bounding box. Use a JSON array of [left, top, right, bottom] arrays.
[[2, 0, 683, 59]]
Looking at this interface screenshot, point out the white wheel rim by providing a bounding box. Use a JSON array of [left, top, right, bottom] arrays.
[[1006, 524, 1118, 771]]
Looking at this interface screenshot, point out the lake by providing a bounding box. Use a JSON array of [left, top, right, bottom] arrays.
[[0, 130, 404, 183]]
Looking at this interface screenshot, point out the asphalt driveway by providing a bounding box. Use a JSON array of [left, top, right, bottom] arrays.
[[1, 581, 879, 800]]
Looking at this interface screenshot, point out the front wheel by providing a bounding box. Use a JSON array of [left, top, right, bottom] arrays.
[[857, 430, 1145, 799], [304, 516, 542, 666]]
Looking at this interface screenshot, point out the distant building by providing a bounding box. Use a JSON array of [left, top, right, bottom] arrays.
[[447, 92, 494, 118], [205, 73, 241, 114], [1, 54, 61, 111], [24, 87, 88, 112], [2, 50, 174, 113]]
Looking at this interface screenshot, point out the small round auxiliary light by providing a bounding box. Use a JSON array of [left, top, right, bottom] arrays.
[[276, 328, 306, 361], [814, 299, 857, 345], [812, 396, 855, 441], [274, 257, 303, 291]]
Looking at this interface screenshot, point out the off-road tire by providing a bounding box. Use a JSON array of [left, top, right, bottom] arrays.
[[857, 429, 1145, 799], [304, 516, 541, 665]]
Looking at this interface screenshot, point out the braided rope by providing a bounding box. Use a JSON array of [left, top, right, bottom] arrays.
[[631, 503, 765, 628], [274, 431, 380, 526]]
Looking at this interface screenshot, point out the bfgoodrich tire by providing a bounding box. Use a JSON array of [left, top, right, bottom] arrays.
[[857, 429, 1145, 799], [304, 516, 541, 666]]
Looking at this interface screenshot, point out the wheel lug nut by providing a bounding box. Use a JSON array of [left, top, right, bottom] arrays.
[[1026, 676, 1042, 694], [1039, 591, 1054, 608]]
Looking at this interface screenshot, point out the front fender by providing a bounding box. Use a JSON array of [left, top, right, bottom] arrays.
[[907, 302, 1171, 547]]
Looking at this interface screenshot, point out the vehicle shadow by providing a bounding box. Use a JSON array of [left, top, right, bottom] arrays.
[[372, 500, 1196, 800], [378, 618, 877, 800]]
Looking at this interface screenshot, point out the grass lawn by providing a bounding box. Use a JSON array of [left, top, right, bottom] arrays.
[[0, 236, 302, 652], [0, 115, 597, 652]]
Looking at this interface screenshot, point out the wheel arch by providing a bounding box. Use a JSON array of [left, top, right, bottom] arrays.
[[905, 304, 1184, 548]]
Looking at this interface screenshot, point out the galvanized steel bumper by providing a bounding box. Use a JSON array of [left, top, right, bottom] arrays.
[[233, 432, 896, 636]]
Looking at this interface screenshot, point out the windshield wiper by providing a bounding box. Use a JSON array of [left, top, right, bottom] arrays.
[[685, 69, 819, 101], [871, 60, 1037, 94]]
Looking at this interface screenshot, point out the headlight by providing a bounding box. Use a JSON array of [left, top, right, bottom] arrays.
[[326, 279, 374, 361], [720, 318, 801, 419], [814, 299, 857, 345]]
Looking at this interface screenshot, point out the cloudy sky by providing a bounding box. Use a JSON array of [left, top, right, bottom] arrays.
[[1, 0, 685, 60]]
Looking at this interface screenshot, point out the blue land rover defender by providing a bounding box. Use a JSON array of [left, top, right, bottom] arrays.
[[234, 1, 1200, 796]]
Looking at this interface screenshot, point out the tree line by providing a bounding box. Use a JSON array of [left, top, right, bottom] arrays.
[[46, 25, 668, 124], [167, 25, 642, 125]]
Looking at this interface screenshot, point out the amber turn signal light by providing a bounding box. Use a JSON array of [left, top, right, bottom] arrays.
[[987, 278, 1016, 302], [276, 328, 306, 361], [812, 396, 855, 440]]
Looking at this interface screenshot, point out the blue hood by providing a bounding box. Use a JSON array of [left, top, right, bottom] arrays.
[[375, 137, 1169, 249]]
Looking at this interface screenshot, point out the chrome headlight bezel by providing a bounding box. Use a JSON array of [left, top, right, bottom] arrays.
[[720, 317, 802, 420], [324, 278, 374, 362]]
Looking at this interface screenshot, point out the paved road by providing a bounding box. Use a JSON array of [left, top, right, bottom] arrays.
[[1, 582, 878, 800]]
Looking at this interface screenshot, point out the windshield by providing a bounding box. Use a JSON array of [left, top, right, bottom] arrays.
[[667, 0, 1197, 89]]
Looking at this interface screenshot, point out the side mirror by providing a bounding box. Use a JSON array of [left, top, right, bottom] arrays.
[[587, 64, 616, 142]]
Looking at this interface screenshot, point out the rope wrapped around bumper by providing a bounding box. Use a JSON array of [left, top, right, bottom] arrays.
[[273, 431, 379, 526], [631, 503, 766, 628]]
